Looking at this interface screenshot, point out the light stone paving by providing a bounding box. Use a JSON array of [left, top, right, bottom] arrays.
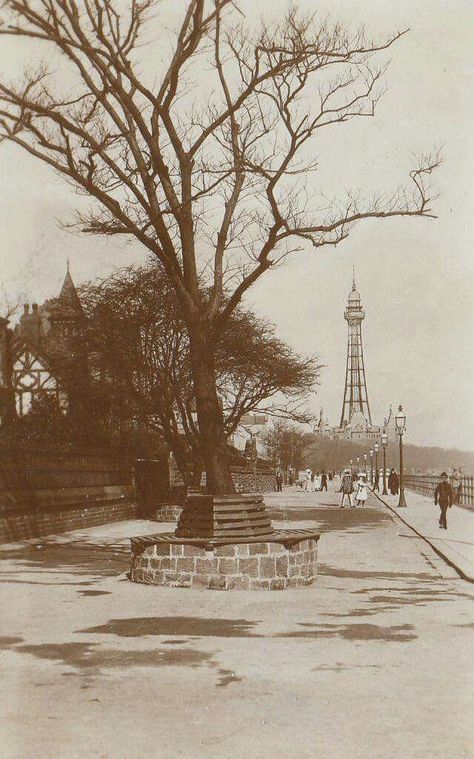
[[0, 487, 473, 759], [373, 488, 474, 581]]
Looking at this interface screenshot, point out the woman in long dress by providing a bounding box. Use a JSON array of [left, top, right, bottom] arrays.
[[355, 474, 368, 507], [388, 469, 399, 495]]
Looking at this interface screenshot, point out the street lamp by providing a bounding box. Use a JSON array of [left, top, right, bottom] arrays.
[[381, 433, 388, 495], [369, 449, 373, 486], [356, 456, 360, 473], [374, 442, 379, 491], [364, 453, 367, 477], [395, 405, 407, 507]]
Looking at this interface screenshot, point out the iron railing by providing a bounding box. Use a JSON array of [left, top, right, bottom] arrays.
[[405, 474, 474, 508]]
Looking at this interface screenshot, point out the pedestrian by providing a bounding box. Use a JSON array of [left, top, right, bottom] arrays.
[[373, 468, 380, 492], [321, 471, 328, 492], [304, 468, 312, 492], [434, 472, 453, 530], [314, 472, 322, 491], [340, 469, 354, 509], [451, 467, 462, 505], [388, 468, 399, 496], [355, 473, 368, 507], [288, 466, 294, 487], [275, 469, 283, 493]]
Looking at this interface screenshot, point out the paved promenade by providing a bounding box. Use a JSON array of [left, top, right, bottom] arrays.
[[1, 488, 473, 759], [373, 488, 474, 582]]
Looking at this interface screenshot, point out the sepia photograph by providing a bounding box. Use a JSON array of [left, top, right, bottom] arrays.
[[0, 1, 473, 757]]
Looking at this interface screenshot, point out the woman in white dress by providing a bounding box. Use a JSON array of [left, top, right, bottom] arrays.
[[355, 474, 368, 507], [314, 473, 322, 491]]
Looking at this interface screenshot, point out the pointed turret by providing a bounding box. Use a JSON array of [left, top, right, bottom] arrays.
[[56, 265, 83, 316]]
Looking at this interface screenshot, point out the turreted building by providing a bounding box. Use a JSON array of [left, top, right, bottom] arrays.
[[0, 266, 87, 423]]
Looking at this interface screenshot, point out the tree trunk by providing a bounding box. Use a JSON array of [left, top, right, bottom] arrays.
[[189, 323, 235, 495]]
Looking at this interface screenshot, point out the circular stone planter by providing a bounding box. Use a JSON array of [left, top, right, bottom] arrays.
[[129, 530, 320, 590]]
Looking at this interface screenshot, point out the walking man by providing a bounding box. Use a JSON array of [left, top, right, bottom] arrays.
[[434, 472, 453, 529], [340, 469, 354, 509], [275, 469, 283, 493], [321, 471, 328, 492]]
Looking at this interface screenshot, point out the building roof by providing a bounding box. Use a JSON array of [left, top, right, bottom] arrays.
[[46, 267, 84, 321]]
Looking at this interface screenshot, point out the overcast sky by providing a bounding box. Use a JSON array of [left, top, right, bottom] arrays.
[[0, 0, 473, 450]]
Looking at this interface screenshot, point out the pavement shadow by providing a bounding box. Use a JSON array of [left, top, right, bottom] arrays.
[[0, 538, 131, 583], [270, 508, 391, 531], [276, 622, 417, 642], [5, 640, 213, 673], [78, 616, 262, 638], [318, 564, 436, 581]]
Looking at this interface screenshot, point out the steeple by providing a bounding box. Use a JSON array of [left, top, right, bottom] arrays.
[[57, 265, 83, 314]]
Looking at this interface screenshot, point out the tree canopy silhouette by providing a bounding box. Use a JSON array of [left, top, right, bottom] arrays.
[[0, 1, 440, 492]]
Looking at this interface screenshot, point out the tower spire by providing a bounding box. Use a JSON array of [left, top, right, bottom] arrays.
[[339, 275, 372, 427]]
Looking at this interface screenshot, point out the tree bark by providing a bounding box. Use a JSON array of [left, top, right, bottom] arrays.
[[189, 322, 235, 495]]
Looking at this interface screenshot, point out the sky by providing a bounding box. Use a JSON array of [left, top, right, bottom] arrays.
[[0, 0, 473, 450]]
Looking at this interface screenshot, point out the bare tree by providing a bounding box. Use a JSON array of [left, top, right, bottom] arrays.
[[82, 262, 320, 484], [263, 420, 311, 477], [0, 1, 440, 493]]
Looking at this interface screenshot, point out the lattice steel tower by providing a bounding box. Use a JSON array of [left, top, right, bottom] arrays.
[[340, 273, 372, 427]]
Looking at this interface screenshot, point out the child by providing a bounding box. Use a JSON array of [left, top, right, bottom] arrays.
[[355, 473, 368, 507]]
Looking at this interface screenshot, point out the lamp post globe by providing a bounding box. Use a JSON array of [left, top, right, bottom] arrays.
[[395, 405, 407, 507]]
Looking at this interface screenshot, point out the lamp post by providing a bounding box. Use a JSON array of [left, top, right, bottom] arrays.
[[369, 449, 373, 486], [381, 433, 388, 495], [395, 405, 407, 507], [374, 443, 379, 491], [356, 456, 360, 473], [364, 454, 367, 477]]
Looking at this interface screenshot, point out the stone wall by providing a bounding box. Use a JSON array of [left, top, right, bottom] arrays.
[[0, 445, 135, 543], [0, 486, 135, 543], [155, 503, 183, 522], [130, 535, 319, 590], [169, 456, 276, 498]]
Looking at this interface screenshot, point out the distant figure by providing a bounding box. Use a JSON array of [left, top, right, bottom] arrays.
[[340, 469, 354, 509], [451, 468, 462, 505], [321, 471, 328, 492], [304, 469, 312, 492], [355, 474, 368, 507], [288, 466, 294, 486], [373, 469, 380, 492], [275, 469, 283, 493], [388, 468, 399, 496], [434, 472, 453, 529], [314, 472, 322, 491]]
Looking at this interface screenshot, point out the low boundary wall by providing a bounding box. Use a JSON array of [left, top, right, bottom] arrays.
[[0, 445, 135, 543]]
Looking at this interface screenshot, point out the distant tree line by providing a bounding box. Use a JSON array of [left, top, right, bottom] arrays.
[[303, 436, 474, 475]]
